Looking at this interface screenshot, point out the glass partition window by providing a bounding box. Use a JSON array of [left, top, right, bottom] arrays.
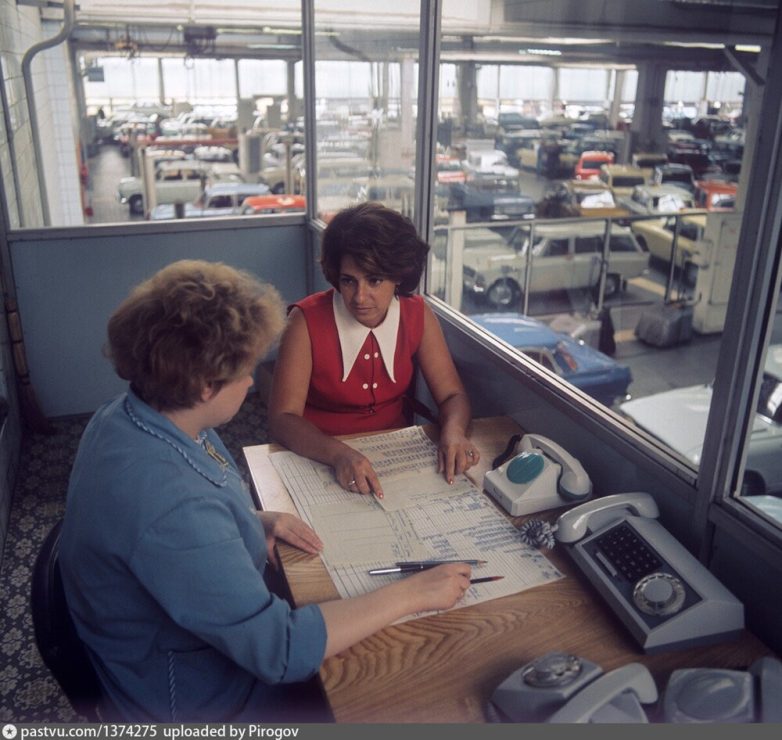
[[429, 1, 767, 492], [2, 5, 304, 227], [311, 3, 420, 223]]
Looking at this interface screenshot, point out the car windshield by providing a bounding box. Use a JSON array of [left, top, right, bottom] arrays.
[[613, 176, 645, 188]]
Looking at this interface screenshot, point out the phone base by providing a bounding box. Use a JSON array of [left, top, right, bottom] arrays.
[[484, 457, 564, 516]]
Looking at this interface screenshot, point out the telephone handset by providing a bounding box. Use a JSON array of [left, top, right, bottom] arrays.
[[484, 433, 592, 517], [487, 651, 658, 723], [662, 656, 782, 723], [552, 492, 745, 653], [554, 491, 660, 543]]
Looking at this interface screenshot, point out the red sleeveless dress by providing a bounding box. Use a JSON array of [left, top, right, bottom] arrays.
[[293, 289, 425, 435]]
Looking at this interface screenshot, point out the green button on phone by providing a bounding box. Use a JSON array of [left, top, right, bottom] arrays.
[[506, 451, 545, 484]]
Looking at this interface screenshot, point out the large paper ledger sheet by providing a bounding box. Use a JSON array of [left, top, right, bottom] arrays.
[[267, 427, 563, 618]]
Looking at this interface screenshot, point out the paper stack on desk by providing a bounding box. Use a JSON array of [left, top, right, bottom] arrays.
[[270, 426, 563, 620]]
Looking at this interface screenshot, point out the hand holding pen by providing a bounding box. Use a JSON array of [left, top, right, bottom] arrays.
[[368, 560, 504, 585]]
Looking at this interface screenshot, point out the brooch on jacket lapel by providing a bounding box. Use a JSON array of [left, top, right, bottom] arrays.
[[204, 438, 229, 468]]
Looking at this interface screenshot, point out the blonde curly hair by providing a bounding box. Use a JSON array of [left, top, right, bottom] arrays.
[[106, 260, 284, 410]]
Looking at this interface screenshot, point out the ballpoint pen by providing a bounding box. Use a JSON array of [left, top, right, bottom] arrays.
[[368, 559, 487, 575]]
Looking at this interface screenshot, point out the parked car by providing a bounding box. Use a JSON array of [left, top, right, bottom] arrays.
[[447, 180, 535, 222], [435, 154, 466, 184], [620, 184, 695, 216], [694, 179, 737, 211], [471, 312, 632, 407], [240, 194, 306, 215], [598, 164, 647, 199], [652, 162, 696, 193], [667, 149, 721, 178], [631, 212, 706, 281], [116, 160, 244, 216], [620, 344, 782, 497], [148, 182, 271, 219], [631, 152, 668, 183], [563, 180, 631, 219], [574, 150, 614, 180], [457, 220, 649, 307], [463, 148, 520, 182]]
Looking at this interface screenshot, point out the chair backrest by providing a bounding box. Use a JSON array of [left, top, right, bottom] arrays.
[[31, 519, 103, 721]]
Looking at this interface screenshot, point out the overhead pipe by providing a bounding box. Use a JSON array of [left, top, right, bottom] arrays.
[[21, 0, 76, 227]]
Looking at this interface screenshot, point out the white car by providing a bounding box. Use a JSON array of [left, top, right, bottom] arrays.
[[456, 221, 649, 307], [621, 184, 695, 216], [631, 212, 706, 278], [117, 160, 243, 215], [148, 182, 271, 220], [620, 344, 782, 500]]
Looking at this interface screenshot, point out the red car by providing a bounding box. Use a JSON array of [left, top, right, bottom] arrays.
[[574, 150, 614, 180], [694, 179, 737, 211], [241, 194, 306, 215]]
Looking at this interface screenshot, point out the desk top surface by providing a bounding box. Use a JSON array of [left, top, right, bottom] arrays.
[[244, 417, 771, 723]]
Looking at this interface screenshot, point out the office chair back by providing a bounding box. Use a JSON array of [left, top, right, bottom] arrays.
[[31, 519, 103, 721]]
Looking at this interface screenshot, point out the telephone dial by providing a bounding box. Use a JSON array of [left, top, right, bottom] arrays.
[[487, 651, 658, 723], [483, 433, 592, 516], [488, 651, 782, 723], [552, 492, 745, 653]]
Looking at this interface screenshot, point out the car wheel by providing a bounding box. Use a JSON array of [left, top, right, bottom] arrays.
[[129, 195, 144, 215], [486, 278, 521, 308], [594, 273, 621, 301]]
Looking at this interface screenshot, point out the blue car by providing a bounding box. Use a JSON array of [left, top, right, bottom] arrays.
[[470, 313, 632, 407]]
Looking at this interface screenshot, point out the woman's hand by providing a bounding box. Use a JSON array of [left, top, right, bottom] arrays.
[[333, 445, 384, 498], [404, 563, 473, 612], [437, 429, 480, 484], [258, 511, 323, 567]]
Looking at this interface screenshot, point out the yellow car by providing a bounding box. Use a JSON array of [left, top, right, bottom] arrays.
[[631, 212, 707, 282]]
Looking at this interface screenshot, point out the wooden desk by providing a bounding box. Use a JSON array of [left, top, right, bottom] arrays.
[[245, 417, 771, 723]]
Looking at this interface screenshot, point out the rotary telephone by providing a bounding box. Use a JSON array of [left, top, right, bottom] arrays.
[[483, 433, 592, 516], [553, 492, 744, 653], [488, 651, 782, 723], [488, 652, 657, 723]]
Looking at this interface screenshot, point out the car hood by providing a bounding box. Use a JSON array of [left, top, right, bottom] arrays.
[[620, 384, 773, 464]]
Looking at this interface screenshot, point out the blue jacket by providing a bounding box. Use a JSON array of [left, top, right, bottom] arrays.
[[59, 391, 327, 721]]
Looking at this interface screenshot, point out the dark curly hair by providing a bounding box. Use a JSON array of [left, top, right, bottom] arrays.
[[106, 260, 283, 411], [320, 202, 430, 296]]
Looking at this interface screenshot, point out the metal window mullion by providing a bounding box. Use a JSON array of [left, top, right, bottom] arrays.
[[694, 11, 782, 560], [301, 0, 319, 294], [414, 0, 441, 247]]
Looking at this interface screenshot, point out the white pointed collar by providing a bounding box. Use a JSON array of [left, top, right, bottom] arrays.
[[332, 290, 399, 383]]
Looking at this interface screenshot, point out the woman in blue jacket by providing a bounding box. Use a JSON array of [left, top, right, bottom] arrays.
[[59, 260, 471, 722]]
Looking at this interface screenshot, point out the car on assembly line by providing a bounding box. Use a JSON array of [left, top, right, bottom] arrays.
[[470, 312, 632, 407], [620, 344, 782, 509]]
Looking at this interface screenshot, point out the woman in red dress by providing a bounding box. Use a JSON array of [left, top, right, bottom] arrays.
[[268, 202, 479, 498]]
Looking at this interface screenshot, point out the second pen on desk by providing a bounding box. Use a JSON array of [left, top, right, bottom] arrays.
[[368, 559, 487, 575]]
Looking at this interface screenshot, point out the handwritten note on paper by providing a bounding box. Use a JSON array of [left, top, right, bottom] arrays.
[[268, 427, 563, 612]]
